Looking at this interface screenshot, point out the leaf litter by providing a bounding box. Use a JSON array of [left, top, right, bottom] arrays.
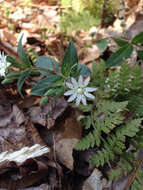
[[1, 0, 143, 189], [0, 79, 83, 189]]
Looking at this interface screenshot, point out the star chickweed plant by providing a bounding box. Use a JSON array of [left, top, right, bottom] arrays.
[[0, 52, 11, 77], [64, 75, 97, 105]]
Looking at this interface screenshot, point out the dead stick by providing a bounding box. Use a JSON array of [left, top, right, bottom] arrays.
[[124, 150, 143, 190]]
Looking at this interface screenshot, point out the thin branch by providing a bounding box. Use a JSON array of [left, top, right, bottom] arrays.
[[112, 37, 143, 51], [124, 150, 143, 190]]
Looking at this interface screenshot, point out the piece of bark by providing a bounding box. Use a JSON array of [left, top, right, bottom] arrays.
[[0, 144, 51, 189]]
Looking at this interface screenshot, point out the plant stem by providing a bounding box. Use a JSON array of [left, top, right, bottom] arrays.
[[124, 150, 143, 190], [112, 37, 143, 51]]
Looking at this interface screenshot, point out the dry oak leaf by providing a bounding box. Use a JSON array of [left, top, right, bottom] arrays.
[[83, 168, 107, 190], [0, 104, 45, 152], [29, 97, 68, 128], [55, 138, 79, 170]]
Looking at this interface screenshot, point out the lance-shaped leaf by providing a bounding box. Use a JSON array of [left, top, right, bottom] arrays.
[[113, 37, 129, 47], [2, 71, 22, 84], [132, 31, 143, 44], [31, 75, 62, 96], [106, 44, 133, 67], [7, 56, 23, 68], [40, 96, 49, 106], [96, 38, 107, 52], [17, 69, 31, 98], [61, 40, 78, 77], [78, 64, 91, 76], [36, 56, 59, 75], [18, 34, 31, 67]]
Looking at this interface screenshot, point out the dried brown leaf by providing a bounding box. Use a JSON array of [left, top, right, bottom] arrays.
[[83, 168, 107, 190], [0, 104, 45, 152], [55, 138, 79, 170], [29, 97, 68, 129]]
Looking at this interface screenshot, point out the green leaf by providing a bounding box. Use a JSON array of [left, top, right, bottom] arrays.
[[44, 86, 64, 98], [17, 70, 31, 98], [18, 34, 31, 67], [1, 78, 15, 84], [106, 44, 133, 67], [31, 75, 62, 96], [36, 56, 59, 75], [31, 86, 50, 96], [44, 88, 57, 96], [40, 96, 48, 106], [7, 56, 23, 68], [137, 50, 143, 60], [85, 116, 92, 129], [132, 31, 143, 44], [55, 86, 64, 97], [61, 40, 78, 77], [113, 38, 129, 47], [96, 39, 107, 52], [6, 71, 22, 78], [78, 64, 91, 76], [1, 71, 22, 84]]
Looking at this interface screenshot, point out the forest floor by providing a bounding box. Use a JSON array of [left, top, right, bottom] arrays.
[[0, 0, 143, 189]]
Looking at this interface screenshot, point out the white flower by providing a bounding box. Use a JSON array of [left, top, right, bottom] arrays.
[[64, 75, 97, 105], [105, 78, 109, 83], [0, 52, 11, 77]]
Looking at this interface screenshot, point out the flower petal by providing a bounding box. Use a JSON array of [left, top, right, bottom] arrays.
[[0, 52, 6, 62], [85, 87, 97, 92], [0, 68, 5, 77], [78, 75, 83, 86], [66, 82, 74, 89], [105, 78, 109, 83], [76, 94, 82, 105], [6, 62, 11, 67], [83, 76, 90, 86], [81, 95, 87, 105], [71, 77, 78, 87], [64, 90, 75, 96], [107, 84, 111, 88], [84, 91, 95, 99], [67, 93, 77, 102]]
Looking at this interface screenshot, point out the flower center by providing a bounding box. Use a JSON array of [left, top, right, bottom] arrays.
[[77, 87, 84, 94]]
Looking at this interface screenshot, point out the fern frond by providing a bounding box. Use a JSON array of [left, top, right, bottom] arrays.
[[94, 100, 128, 134], [109, 152, 134, 181], [104, 62, 143, 100], [75, 129, 101, 150], [76, 61, 143, 188], [92, 60, 106, 89], [116, 119, 142, 138], [131, 64, 143, 90], [119, 63, 131, 91], [130, 129, 143, 149], [135, 102, 143, 117], [76, 100, 128, 151], [90, 119, 142, 167]]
